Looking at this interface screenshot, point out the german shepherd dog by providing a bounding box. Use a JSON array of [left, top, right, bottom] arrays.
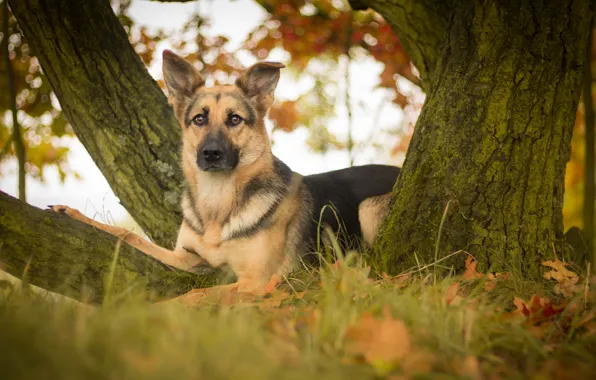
[[52, 50, 399, 293]]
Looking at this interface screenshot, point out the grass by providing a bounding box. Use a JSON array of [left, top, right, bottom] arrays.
[[1, 251, 596, 379]]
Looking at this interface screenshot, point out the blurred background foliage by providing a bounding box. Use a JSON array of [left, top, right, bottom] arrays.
[[0, 2, 72, 182], [0, 0, 593, 239]]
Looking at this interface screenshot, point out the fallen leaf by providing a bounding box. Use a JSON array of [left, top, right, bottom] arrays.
[[512, 296, 528, 317], [446, 282, 463, 305], [262, 274, 282, 294], [257, 290, 291, 310], [542, 259, 579, 297], [506, 293, 572, 337], [344, 307, 411, 374], [163, 287, 215, 306], [484, 272, 510, 292], [462, 257, 484, 280], [294, 291, 306, 300], [542, 260, 578, 282]]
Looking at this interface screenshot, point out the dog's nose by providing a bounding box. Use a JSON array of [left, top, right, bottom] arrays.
[[201, 142, 224, 163]]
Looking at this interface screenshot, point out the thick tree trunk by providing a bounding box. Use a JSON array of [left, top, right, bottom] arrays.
[[370, 0, 592, 276], [0, 191, 219, 304], [8, 0, 182, 247]]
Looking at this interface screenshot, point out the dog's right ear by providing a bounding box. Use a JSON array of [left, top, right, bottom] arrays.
[[162, 50, 204, 100]]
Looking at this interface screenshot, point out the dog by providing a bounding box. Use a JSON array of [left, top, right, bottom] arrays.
[[51, 50, 399, 293]]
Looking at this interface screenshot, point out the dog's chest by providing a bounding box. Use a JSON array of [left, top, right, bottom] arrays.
[[193, 226, 278, 275], [196, 179, 237, 220]]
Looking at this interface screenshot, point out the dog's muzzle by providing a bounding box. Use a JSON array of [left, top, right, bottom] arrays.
[[197, 131, 239, 172]]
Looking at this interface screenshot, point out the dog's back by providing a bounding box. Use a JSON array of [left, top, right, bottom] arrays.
[[299, 164, 400, 261]]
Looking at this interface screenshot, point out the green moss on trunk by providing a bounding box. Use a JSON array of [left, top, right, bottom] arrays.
[[0, 191, 219, 303], [8, 0, 182, 247], [374, 0, 592, 277]]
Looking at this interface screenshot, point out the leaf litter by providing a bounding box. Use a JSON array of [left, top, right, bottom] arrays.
[[4, 255, 596, 379]]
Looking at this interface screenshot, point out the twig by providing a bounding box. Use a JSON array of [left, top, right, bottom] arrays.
[[2, 1, 26, 201], [434, 200, 455, 283], [401, 249, 471, 277], [344, 13, 354, 167], [583, 27, 595, 273]]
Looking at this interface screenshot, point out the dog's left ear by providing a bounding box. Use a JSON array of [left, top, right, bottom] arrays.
[[236, 62, 285, 110]]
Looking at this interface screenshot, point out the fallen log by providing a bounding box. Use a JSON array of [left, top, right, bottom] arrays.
[[0, 191, 222, 303]]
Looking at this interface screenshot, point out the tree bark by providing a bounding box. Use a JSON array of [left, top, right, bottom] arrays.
[[8, 0, 183, 247], [372, 0, 592, 276], [0, 191, 219, 304]]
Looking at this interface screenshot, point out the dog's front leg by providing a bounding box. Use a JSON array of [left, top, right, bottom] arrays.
[[162, 274, 272, 306], [49, 205, 205, 271]]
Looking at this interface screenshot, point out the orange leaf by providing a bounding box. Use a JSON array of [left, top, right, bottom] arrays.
[[446, 282, 462, 306], [462, 257, 484, 280], [542, 259, 579, 282], [484, 272, 510, 292], [344, 308, 411, 371], [258, 290, 291, 310], [262, 274, 282, 294], [268, 100, 299, 132], [542, 259, 579, 297]]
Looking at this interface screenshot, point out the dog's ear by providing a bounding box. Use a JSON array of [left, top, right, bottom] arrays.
[[162, 50, 204, 100], [236, 62, 285, 110]]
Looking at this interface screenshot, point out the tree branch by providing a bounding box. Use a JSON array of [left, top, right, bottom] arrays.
[[0, 191, 222, 304], [2, 1, 26, 201], [9, 0, 183, 247], [348, 0, 452, 91]]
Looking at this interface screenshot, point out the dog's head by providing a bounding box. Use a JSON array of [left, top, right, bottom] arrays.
[[162, 50, 284, 173]]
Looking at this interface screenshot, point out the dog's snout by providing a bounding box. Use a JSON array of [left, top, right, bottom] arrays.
[[202, 142, 224, 163], [197, 130, 239, 172]]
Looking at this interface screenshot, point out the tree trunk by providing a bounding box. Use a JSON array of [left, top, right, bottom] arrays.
[[8, 0, 183, 247], [0, 191, 220, 304], [364, 0, 592, 276]]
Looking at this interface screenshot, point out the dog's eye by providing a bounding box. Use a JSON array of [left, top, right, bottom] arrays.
[[192, 114, 207, 126], [228, 114, 242, 127]]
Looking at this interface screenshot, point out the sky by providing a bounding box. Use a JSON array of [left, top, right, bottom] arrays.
[[0, 0, 414, 226]]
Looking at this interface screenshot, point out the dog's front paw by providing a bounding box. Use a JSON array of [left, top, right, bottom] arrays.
[[48, 205, 85, 222]]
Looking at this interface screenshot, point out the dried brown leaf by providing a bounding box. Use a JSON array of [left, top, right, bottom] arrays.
[[446, 282, 462, 306], [463, 257, 484, 280], [344, 308, 411, 371]]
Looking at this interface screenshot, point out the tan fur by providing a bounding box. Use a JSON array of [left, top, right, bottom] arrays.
[[358, 193, 392, 247], [50, 205, 204, 270]]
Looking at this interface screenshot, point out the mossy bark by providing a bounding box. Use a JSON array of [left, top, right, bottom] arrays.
[[0, 191, 219, 304], [369, 0, 592, 276], [8, 0, 182, 247]]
